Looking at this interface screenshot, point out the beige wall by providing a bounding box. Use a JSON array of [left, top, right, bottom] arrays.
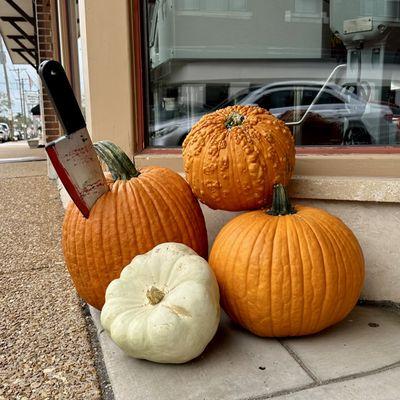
[[78, 0, 135, 158]]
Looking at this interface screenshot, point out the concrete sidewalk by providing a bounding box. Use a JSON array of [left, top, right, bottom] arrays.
[[90, 304, 400, 400], [0, 161, 102, 399]]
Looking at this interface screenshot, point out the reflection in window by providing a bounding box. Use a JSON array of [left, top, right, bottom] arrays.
[[205, 0, 228, 11], [361, 0, 400, 17], [229, 0, 247, 11], [177, 0, 200, 10], [177, 0, 247, 12], [257, 90, 295, 110], [302, 89, 344, 105], [145, 0, 400, 147], [294, 0, 320, 15]]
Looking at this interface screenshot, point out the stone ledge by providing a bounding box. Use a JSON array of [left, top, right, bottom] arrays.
[[290, 175, 400, 203], [135, 154, 400, 203]]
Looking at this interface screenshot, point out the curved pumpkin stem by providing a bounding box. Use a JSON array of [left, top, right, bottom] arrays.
[[146, 286, 165, 305], [267, 184, 296, 216], [225, 112, 244, 128], [94, 140, 140, 180]]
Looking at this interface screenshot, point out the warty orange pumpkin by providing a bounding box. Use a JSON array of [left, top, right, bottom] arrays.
[[209, 184, 365, 337], [62, 141, 208, 310], [182, 105, 295, 211]]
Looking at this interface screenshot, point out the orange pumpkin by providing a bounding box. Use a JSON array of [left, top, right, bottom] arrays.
[[209, 184, 365, 337], [182, 105, 295, 211], [63, 141, 208, 310]]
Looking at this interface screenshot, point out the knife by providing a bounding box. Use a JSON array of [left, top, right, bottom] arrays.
[[39, 60, 109, 218]]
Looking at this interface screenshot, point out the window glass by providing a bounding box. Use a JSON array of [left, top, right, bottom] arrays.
[[256, 90, 295, 110], [176, 0, 200, 10], [302, 89, 344, 106], [294, 0, 320, 15], [145, 0, 400, 147], [229, 0, 247, 12], [205, 0, 228, 11]]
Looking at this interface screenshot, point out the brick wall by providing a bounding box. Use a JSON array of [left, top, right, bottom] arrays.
[[35, 0, 61, 143]]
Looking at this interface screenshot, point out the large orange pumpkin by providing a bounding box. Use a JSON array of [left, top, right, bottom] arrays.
[[182, 105, 295, 211], [209, 184, 365, 337], [63, 141, 208, 310]]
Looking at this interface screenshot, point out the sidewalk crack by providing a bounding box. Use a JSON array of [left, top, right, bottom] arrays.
[[245, 357, 400, 399], [278, 339, 321, 384]]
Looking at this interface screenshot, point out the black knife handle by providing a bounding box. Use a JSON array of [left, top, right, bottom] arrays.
[[39, 60, 86, 135]]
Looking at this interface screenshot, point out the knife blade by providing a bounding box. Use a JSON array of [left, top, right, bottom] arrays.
[[39, 60, 109, 218]]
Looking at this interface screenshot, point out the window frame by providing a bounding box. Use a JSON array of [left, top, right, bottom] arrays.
[[131, 0, 400, 157], [57, 0, 82, 103]]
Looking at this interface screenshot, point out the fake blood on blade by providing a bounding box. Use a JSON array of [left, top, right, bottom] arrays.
[[39, 60, 108, 218]]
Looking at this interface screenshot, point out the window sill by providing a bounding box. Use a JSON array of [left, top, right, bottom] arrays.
[[134, 152, 400, 203], [290, 175, 400, 203]]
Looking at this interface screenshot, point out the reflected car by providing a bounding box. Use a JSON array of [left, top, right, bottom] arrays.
[[246, 82, 397, 145], [149, 86, 260, 147], [13, 130, 22, 141], [150, 116, 201, 147], [149, 81, 400, 146]]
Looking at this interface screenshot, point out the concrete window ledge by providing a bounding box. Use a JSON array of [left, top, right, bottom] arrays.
[[290, 175, 400, 203], [135, 153, 400, 204], [57, 172, 400, 205]]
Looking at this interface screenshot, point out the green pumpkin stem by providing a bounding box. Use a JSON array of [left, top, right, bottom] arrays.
[[225, 112, 244, 128], [94, 140, 140, 180], [267, 184, 296, 216]]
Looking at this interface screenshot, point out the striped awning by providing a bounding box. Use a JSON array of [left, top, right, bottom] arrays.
[[0, 0, 37, 68]]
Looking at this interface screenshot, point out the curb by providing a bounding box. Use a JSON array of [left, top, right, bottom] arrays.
[[81, 302, 115, 400]]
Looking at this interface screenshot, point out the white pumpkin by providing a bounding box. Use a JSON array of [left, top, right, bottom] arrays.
[[100, 242, 220, 364]]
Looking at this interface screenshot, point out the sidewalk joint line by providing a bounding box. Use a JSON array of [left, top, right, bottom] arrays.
[[318, 360, 400, 387], [278, 339, 321, 383], [243, 359, 400, 399]]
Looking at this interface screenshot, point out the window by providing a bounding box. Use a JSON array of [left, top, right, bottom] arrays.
[[177, 0, 200, 11], [177, 0, 247, 12], [255, 90, 295, 110], [229, 0, 247, 12], [301, 89, 344, 106], [294, 0, 320, 15], [143, 0, 400, 148]]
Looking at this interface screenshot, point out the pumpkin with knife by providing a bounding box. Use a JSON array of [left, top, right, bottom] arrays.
[[63, 140, 208, 310], [41, 60, 365, 364], [39, 61, 207, 310]]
